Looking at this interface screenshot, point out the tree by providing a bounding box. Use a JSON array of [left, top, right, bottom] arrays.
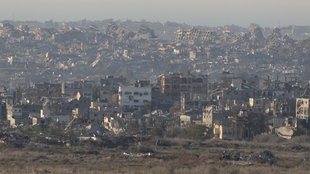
[[244, 111, 267, 138], [150, 127, 163, 138], [169, 101, 180, 116], [185, 124, 207, 140]]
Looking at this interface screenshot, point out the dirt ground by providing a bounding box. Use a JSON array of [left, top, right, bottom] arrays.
[[0, 139, 310, 174]]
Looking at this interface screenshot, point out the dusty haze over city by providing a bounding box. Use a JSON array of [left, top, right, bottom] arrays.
[[1, 1, 310, 174], [0, 0, 309, 26]]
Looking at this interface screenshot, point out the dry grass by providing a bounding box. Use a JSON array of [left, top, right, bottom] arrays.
[[0, 138, 310, 174]]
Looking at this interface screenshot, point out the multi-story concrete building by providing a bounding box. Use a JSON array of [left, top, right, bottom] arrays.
[[296, 98, 309, 120], [118, 81, 151, 111], [159, 72, 208, 104], [11, 104, 42, 125]]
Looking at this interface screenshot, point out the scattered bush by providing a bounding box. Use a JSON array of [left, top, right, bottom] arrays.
[[291, 135, 310, 143], [137, 145, 154, 153], [185, 124, 207, 140], [208, 167, 219, 174], [149, 127, 164, 138], [165, 127, 186, 138], [252, 134, 285, 144], [155, 139, 176, 147]]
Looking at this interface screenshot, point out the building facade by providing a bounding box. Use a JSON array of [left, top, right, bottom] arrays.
[[118, 81, 151, 111], [159, 72, 208, 103]]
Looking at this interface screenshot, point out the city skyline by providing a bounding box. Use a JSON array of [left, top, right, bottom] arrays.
[[0, 0, 309, 27]]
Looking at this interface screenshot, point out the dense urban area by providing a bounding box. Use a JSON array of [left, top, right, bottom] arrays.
[[1, 20, 310, 173]]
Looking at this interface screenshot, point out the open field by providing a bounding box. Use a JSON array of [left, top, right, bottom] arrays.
[[0, 137, 310, 174]]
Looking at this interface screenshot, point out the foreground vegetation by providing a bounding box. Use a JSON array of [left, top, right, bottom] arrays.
[[0, 134, 310, 174]]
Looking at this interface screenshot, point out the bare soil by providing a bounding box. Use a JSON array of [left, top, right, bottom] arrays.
[[0, 138, 309, 174]]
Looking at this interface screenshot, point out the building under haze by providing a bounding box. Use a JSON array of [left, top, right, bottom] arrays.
[[159, 72, 208, 106], [118, 80, 151, 112]]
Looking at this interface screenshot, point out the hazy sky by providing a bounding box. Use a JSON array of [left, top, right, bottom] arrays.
[[0, 0, 309, 27]]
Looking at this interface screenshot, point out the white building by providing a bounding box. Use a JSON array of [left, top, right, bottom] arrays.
[[296, 98, 309, 120], [118, 84, 151, 111]]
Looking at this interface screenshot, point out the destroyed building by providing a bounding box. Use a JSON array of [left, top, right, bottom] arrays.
[[158, 72, 208, 110], [118, 80, 152, 112], [0, 19, 309, 141]]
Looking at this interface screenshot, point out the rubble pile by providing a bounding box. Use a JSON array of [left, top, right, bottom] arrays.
[[220, 150, 276, 164], [0, 20, 309, 82]]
